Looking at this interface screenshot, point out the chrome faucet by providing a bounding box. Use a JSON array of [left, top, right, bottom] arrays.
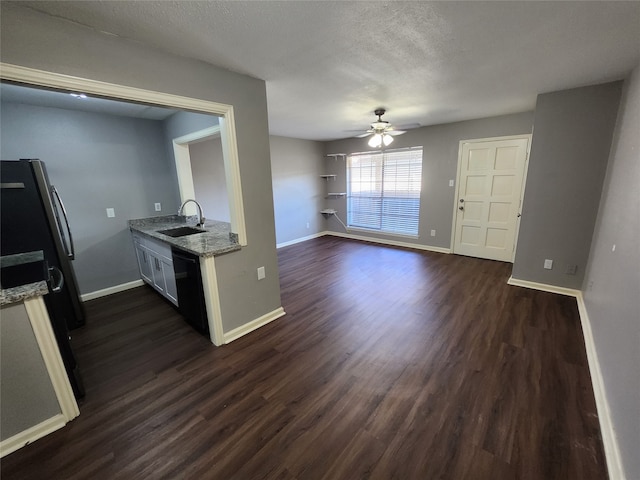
[[178, 199, 206, 228]]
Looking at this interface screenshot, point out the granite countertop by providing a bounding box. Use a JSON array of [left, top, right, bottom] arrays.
[[1, 251, 49, 306], [128, 215, 241, 257], [0, 281, 49, 306]]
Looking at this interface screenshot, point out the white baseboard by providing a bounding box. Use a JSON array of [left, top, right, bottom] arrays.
[[575, 293, 625, 480], [0, 414, 67, 458], [276, 230, 451, 254], [507, 277, 624, 479], [276, 232, 327, 249], [325, 231, 451, 254], [506, 276, 581, 297], [81, 279, 144, 302], [223, 307, 286, 344]]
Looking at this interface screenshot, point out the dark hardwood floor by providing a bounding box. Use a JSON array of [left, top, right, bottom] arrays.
[[1, 236, 607, 479]]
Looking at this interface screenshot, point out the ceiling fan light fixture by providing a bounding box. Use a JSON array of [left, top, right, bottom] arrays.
[[368, 134, 382, 148], [367, 133, 394, 148], [362, 109, 400, 148]]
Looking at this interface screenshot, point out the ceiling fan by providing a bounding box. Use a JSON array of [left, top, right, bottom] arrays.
[[355, 108, 416, 148]]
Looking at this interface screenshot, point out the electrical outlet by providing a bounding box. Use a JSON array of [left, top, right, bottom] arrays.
[[257, 266, 266, 280], [106, 208, 115, 218], [306, 222, 310, 229], [154, 202, 162, 212], [612, 244, 616, 252], [565, 264, 578, 275], [543, 259, 553, 270], [430, 229, 436, 237]]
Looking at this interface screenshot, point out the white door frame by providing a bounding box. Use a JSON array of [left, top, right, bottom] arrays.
[[449, 134, 531, 262], [172, 126, 221, 216], [0, 63, 247, 246]]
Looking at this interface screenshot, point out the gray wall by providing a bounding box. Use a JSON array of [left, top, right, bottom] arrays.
[[1, 3, 283, 332], [190, 137, 230, 222], [324, 112, 534, 249], [163, 111, 218, 139], [1, 302, 61, 441], [582, 66, 640, 480], [270, 136, 325, 245], [512, 82, 622, 289], [161, 110, 219, 216], [0, 102, 177, 294]]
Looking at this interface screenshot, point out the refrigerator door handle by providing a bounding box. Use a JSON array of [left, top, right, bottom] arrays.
[[48, 266, 65, 293], [51, 185, 76, 260]]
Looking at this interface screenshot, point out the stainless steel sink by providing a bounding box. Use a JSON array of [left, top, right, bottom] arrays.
[[157, 226, 206, 238]]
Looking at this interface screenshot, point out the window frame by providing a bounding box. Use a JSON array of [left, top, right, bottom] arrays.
[[346, 146, 423, 238]]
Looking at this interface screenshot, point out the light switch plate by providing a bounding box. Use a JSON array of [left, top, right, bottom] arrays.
[[449, 180, 454, 187], [257, 266, 266, 280], [154, 203, 162, 212], [543, 259, 553, 270], [106, 208, 115, 218]]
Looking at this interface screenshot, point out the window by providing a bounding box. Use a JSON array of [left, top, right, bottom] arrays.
[[347, 147, 423, 236]]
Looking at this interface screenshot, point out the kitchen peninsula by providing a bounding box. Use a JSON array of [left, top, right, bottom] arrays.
[[129, 215, 240, 257], [129, 215, 241, 346]]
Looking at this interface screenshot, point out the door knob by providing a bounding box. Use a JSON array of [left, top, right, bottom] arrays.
[[459, 199, 464, 203], [459, 206, 464, 211]]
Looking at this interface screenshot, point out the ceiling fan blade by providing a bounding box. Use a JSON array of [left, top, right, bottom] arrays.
[[386, 130, 406, 136], [355, 132, 373, 138]]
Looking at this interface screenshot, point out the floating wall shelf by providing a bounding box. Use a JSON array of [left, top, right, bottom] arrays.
[[322, 155, 346, 218], [320, 174, 337, 181]]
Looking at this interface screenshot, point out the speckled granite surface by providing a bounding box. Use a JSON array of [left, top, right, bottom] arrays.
[[0, 251, 49, 306], [129, 215, 241, 257], [0, 281, 48, 306]]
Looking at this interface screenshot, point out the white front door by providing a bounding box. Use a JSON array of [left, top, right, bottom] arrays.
[[452, 136, 529, 262]]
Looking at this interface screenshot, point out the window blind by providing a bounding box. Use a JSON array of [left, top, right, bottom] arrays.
[[347, 147, 423, 236]]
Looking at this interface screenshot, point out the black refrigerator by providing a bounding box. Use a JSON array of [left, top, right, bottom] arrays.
[[1, 159, 85, 399]]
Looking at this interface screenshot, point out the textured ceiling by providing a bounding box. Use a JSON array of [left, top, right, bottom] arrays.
[[5, 1, 640, 140]]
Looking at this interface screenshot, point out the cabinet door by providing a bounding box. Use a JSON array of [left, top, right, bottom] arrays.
[[135, 244, 153, 284], [161, 258, 178, 306], [131, 234, 177, 306], [150, 254, 166, 294]]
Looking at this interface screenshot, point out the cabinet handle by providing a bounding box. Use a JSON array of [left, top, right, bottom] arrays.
[[142, 250, 147, 264], [155, 258, 161, 271]]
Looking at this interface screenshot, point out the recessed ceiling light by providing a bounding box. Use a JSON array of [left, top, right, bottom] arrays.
[[69, 93, 87, 99]]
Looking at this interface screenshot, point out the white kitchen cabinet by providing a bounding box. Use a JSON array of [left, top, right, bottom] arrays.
[[161, 258, 178, 303], [132, 234, 178, 306], [134, 239, 153, 284], [150, 254, 166, 293], [150, 254, 178, 306]]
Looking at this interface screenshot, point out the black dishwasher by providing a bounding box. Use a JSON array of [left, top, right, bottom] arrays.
[[171, 248, 210, 336]]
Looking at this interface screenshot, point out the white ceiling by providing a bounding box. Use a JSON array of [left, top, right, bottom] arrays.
[[6, 1, 640, 141]]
